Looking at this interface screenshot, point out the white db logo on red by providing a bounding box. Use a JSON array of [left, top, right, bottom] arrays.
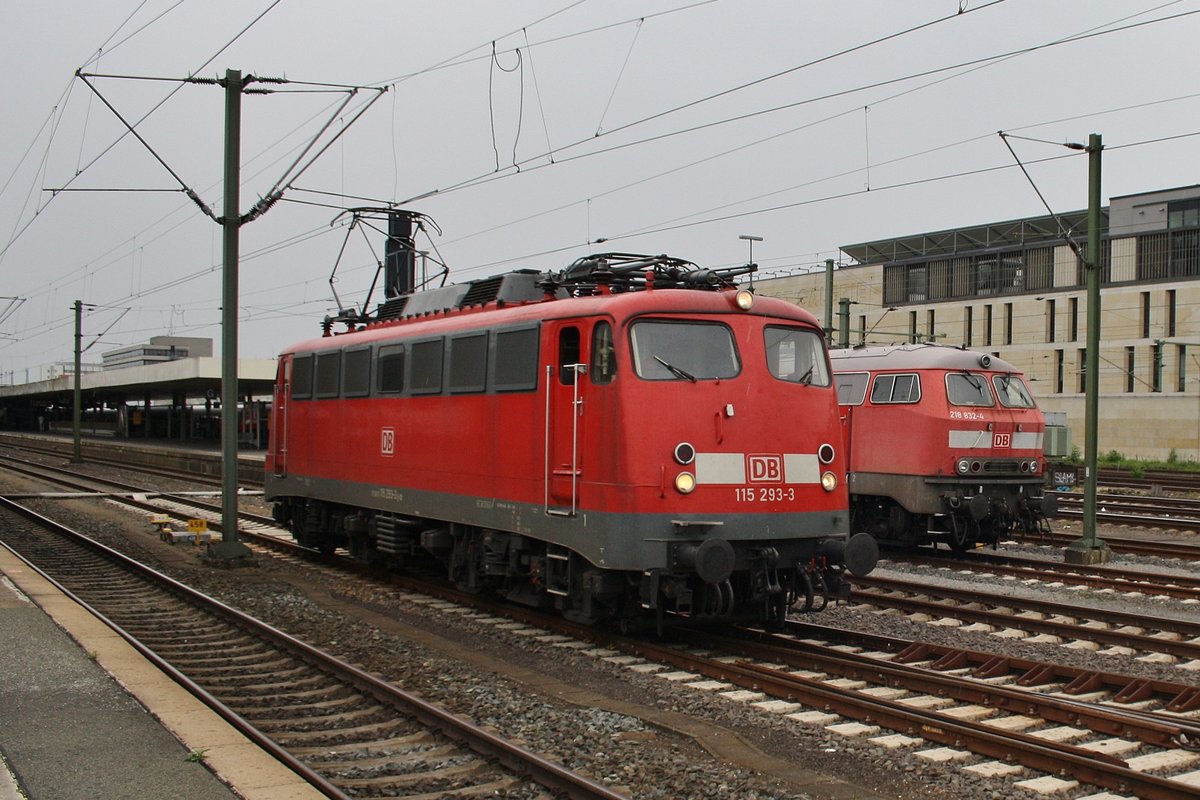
[[993, 432, 1011, 448], [748, 454, 782, 483], [381, 428, 395, 457]]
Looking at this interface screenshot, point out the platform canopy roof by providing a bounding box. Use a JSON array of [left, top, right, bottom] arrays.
[[839, 208, 1102, 266]]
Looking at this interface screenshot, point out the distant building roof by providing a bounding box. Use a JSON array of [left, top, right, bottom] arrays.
[[840, 209, 1098, 266]]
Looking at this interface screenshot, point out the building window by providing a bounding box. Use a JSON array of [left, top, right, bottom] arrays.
[[1168, 197, 1200, 228], [1125, 346, 1136, 393], [909, 310, 918, 344], [1078, 348, 1087, 393], [1141, 291, 1151, 339], [1046, 299, 1056, 343], [1168, 290, 1177, 337], [927, 309, 936, 342], [858, 315, 867, 345], [1004, 302, 1013, 346], [1054, 349, 1064, 394], [1069, 297, 1079, 342], [1178, 344, 1188, 393], [1151, 342, 1162, 393], [964, 307, 973, 348], [985, 305, 993, 347]]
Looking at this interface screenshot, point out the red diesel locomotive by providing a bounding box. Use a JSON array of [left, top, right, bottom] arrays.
[[831, 343, 1056, 552], [265, 212, 875, 628]]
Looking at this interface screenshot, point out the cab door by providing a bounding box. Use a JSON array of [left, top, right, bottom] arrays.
[[545, 323, 586, 515]]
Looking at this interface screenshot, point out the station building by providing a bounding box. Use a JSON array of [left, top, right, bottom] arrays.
[[0, 337, 275, 446], [756, 185, 1200, 462]]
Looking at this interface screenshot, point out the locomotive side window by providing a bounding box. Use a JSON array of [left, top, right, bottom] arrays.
[[590, 322, 616, 385], [448, 332, 488, 393], [764, 326, 830, 386], [870, 373, 920, 404], [993, 374, 1036, 408], [342, 347, 371, 398], [377, 344, 405, 393], [291, 354, 314, 400], [315, 351, 342, 399], [410, 339, 444, 395], [946, 372, 994, 406], [630, 320, 739, 381], [835, 371, 869, 405], [493, 326, 539, 391]]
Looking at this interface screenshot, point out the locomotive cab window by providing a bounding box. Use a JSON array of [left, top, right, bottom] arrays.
[[993, 374, 1036, 408], [946, 372, 994, 406], [630, 320, 739, 381], [590, 321, 616, 385], [765, 326, 830, 386], [291, 353, 314, 400], [835, 371, 869, 405], [342, 347, 371, 398], [870, 373, 920, 404], [377, 344, 405, 394], [315, 351, 342, 399]]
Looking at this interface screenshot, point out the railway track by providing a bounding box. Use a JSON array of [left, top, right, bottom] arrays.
[[899, 550, 1200, 601], [0, 495, 626, 800], [11, 441, 1200, 795], [1053, 490, 1200, 534]]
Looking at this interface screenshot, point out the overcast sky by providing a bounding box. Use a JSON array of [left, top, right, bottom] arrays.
[[1, 0, 1198, 380]]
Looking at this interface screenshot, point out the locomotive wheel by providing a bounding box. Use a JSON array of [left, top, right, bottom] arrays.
[[948, 524, 973, 554], [765, 592, 788, 628]]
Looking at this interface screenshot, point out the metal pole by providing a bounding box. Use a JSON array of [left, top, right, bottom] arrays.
[[838, 298, 850, 349], [210, 69, 253, 563], [1065, 132, 1110, 564], [71, 300, 83, 464], [824, 259, 834, 346]]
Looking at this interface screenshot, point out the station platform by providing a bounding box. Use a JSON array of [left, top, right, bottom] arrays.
[[0, 546, 322, 800]]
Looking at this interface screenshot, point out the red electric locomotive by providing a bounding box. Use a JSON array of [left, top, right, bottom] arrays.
[[264, 210, 876, 629], [831, 343, 1056, 552]]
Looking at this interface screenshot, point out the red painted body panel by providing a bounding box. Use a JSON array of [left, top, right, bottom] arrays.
[[266, 289, 847, 521]]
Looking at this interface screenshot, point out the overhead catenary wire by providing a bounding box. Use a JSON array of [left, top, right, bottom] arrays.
[[395, 4, 1200, 207], [0, 0, 286, 264], [4, 2, 1198, 371]]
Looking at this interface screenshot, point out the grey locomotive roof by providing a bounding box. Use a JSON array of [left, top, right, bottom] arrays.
[[828, 343, 1019, 373]]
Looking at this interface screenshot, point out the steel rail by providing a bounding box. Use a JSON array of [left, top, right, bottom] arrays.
[[611, 630, 1197, 800], [851, 575, 1200, 660], [0, 495, 627, 800]]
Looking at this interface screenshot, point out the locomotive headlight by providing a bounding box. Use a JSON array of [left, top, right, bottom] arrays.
[[734, 289, 755, 310], [821, 471, 838, 492], [818, 443, 836, 465], [675, 472, 697, 494], [956, 458, 970, 475], [674, 442, 696, 465]]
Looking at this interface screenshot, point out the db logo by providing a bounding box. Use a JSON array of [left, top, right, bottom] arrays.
[[748, 454, 783, 483], [993, 432, 1011, 448], [381, 427, 395, 457]]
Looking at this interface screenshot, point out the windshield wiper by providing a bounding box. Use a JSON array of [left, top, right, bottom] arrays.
[[797, 365, 814, 385], [654, 354, 697, 382]]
